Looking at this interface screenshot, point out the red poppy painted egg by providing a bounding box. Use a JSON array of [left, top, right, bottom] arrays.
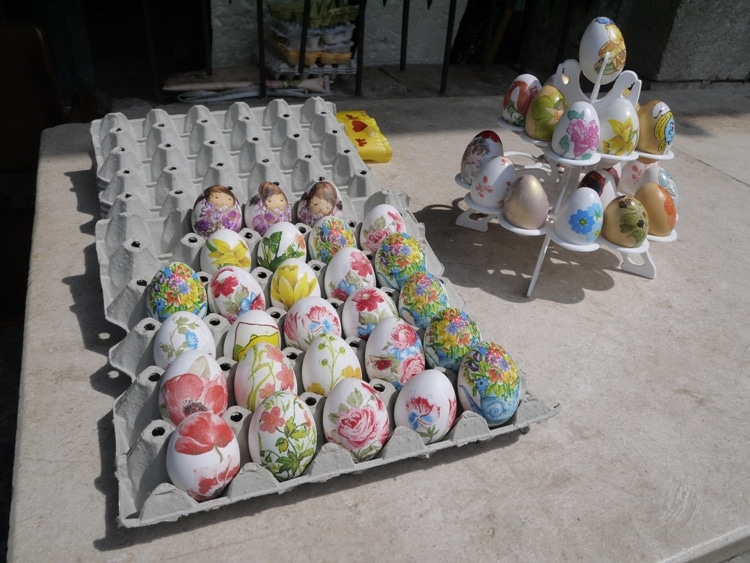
[[208, 265, 265, 324], [323, 378, 390, 462], [393, 369, 457, 445], [233, 342, 297, 413], [159, 350, 228, 425], [166, 411, 240, 501], [341, 286, 398, 340]]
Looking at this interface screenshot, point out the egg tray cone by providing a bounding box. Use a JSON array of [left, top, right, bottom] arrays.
[[91, 97, 560, 528]]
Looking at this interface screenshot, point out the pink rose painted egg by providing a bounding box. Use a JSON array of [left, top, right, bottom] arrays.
[[364, 316, 425, 389], [359, 203, 407, 254], [166, 411, 240, 501], [323, 378, 390, 462], [459, 130, 504, 186], [393, 369, 457, 445], [159, 350, 228, 425], [502, 74, 541, 127], [550, 101, 600, 161], [207, 265, 265, 324]]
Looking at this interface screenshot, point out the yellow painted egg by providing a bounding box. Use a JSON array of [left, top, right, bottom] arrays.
[[524, 85, 567, 141], [635, 182, 677, 236], [636, 99, 675, 155]]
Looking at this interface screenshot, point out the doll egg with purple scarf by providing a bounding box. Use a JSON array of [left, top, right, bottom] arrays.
[[191, 184, 243, 237], [244, 181, 292, 236]]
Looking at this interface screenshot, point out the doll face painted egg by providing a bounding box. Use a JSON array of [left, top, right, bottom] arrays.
[[469, 155, 515, 209], [364, 316, 425, 389], [579, 17, 626, 85], [269, 258, 321, 311], [159, 350, 227, 425], [359, 203, 407, 254], [398, 271, 450, 331], [341, 286, 399, 340], [602, 195, 649, 247], [635, 182, 677, 236], [256, 221, 308, 272], [579, 168, 617, 210], [502, 174, 550, 230], [458, 341, 521, 427], [166, 411, 240, 501], [146, 261, 208, 322], [308, 215, 357, 264], [191, 184, 243, 237], [222, 309, 281, 362], [598, 97, 639, 156], [233, 342, 297, 413], [200, 228, 253, 275], [502, 74, 541, 127], [248, 390, 317, 481], [554, 187, 603, 245], [296, 180, 343, 227], [459, 130, 504, 185], [525, 85, 567, 141], [244, 181, 292, 236], [301, 333, 363, 396], [636, 99, 675, 155], [393, 369, 457, 445], [551, 101, 600, 161], [374, 231, 427, 290], [323, 247, 376, 301], [208, 266, 265, 324], [283, 295, 342, 351], [323, 378, 390, 462], [423, 307, 481, 373]]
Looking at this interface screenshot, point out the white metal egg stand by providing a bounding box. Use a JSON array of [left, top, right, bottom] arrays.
[[456, 54, 677, 297]]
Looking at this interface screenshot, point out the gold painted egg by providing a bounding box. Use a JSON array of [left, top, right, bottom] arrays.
[[602, 195, 649, 248], [502, 174, 549, 230]]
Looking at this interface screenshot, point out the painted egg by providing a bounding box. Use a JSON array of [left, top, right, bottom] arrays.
[[233, 342, 297, 413], [359, 203, 407, 253], [207, 266, 265, 324], [191, 184, 243, 237], [554, 187, 603, 245], [619, 157, 658, 195], [602, 195, 649, 247], [283, 295, 342, 351], [222, 309, 281, 362], [578, 168, 617, 209], [579, 17, 626, 86], [635, 182, 677, 236], [469, 155, 515, 209], [269, 258, 321, 311], [656, 166, 678, 207], [146, 261, 207, 322], [457, 341, 521, 427], [244, 180, 292, 236], [248, 390, 317, 481], [551, 100, 600, 161], [200, 228, 253, 275], [256, 221, 308, 272], [323, 247, 376, 301], [502, 74, 541, 127], [153, 311, 216, 369], [159, 350, 228, 425], [597, 97, 639, 156], [459, 130, 504, 185], [301, 333, 363, 396], [423, 307, 482, 373], [502, 174, 549, 230], [525, 84, 567, 141], [398, 271, 450, 331], [341, 286, 399, 340], [393, 369, 457, 445], [374, 231, 427, 290], [166, 411, 240, 501], [636, 99, 675, 155], [308, 215, 357, 264], [296, 179, 343, 227], [364, 316, 425, 389], [322, 378, 390, 462]]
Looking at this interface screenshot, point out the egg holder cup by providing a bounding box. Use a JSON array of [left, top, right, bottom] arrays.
[[91, 98, 560, 528]]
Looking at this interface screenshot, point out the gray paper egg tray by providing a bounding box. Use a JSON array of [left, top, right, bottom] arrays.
[[92, 98, 560, 528]]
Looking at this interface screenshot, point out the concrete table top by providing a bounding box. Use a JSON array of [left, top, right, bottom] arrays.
[[8, 87, 750, 561]]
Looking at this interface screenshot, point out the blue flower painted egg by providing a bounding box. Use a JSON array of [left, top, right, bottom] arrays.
[[457, 341, 521, 427], [554, 187, 603, 245], [153, 311, 216, 370]]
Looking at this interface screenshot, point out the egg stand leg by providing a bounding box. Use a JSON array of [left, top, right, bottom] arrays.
[[455, 207, 500, 232], [618, 248, 656, 279], [526, 233, 551, 297]]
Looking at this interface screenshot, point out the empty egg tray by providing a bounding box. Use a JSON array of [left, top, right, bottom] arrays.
[[92, 97, 560, 528]]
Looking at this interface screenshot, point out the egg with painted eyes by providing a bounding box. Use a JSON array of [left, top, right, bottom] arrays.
[[579, 16, 626, 86], [502, 74, 541, 127], [244, 181, 292, 236], [296, 179, 343, 227], [191, 184, 243, 237], [636, 99, 675, 156], [459, 130, 504, 186]]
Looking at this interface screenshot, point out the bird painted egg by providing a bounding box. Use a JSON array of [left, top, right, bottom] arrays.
[[502, 74, 541, 127]]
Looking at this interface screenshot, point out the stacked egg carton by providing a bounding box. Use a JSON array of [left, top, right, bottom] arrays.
[[92, 97, 560, 528]]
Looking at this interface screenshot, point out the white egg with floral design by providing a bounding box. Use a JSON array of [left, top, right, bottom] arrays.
[[283, 295, 342, 351], [323, 247, 376, 301], [153, 311, 216, 370], [550, 101, 600, 161], [207, 265, 265, 324], [323, 378, 390, 462], [554, 187, 603, 245], [341, 286, 398, 340], [373, 232, 427, 290], [364, 316, 425, 389], [222, 309, 281, 362], [359, 203, 407, 253], [301, 333, 363, 396], [200, 228, 253, 275], [308, 215, 357, 264], [233, 342, 297, 413], [256, 221, 307, 272], [393, 369, 457, 445], [269, 258, 321, 311], [159, 350, 228, 425], [423, 307, 482, 373]]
